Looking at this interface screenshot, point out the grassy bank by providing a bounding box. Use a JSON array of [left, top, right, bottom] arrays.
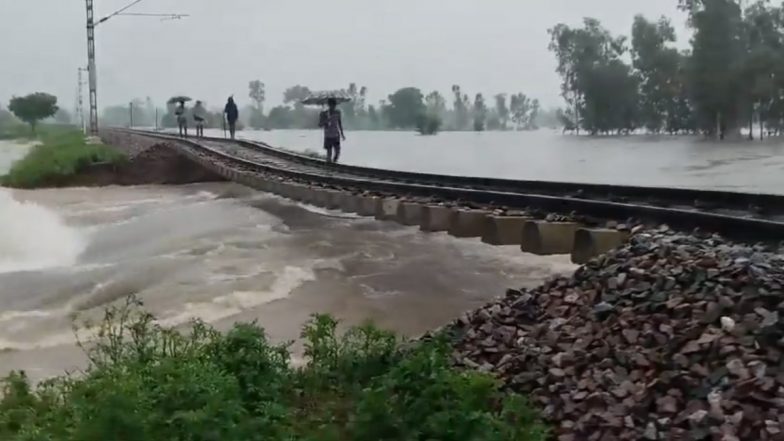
[[1, 128, 125, 188], [0, 124, 31, 141], [0, 301, 546, 441]]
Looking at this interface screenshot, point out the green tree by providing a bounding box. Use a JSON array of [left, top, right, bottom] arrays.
[[740, 1, 784, 139], [494, 94, 509, 129], [248, 80, 266, 112], [248, 80, 266, 129], [685, 0, 746, 138], [631, 15, 682, 133], [451, 85, 470, 130], [385, 87, 425, 128], [425, 91, 447, 116], [8, 93, 58, 133], [283, 85, 312, 106], [473, 93, 487, 131], [509, 93, 540, 130], [549, 18, 639, 135]]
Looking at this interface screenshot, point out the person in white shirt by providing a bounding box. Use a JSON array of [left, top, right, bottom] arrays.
[[175, 100, 188, 138], [193, 101, 206, 138]]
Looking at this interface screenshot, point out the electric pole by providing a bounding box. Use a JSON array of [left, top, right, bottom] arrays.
[[84, 0, 188, 135], [85, 0, 98, 135], [76, 67, 88, 132]]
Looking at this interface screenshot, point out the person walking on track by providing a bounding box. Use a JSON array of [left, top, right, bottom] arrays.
[[319, 98, 345, 163], [175, 100, 188, 138], [193, 100, 206, 138], [223, 96, 239, 140]]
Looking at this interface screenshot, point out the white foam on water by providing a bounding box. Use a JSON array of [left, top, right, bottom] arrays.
[[157, 264, 317, 327], [0, 190, 85, 273]]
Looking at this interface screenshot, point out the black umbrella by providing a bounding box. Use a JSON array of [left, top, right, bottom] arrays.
[[301, 90, 351, 106], [167, 96, 192, 104]]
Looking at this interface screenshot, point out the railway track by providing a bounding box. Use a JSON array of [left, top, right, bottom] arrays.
[[126, 129, 784, 242]]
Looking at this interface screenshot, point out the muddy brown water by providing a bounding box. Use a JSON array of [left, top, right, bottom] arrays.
[[0, 181, 575, 381]]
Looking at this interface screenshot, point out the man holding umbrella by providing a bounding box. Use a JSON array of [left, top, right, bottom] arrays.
[[169, 96, 191, 138], [319, 97, 346, 163]]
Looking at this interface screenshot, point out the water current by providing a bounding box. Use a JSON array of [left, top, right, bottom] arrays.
[[6, 128, 781, 380], [0, 138, 576, 380]]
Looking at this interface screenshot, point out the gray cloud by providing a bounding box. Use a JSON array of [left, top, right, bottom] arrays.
[[1, 0, 687, 111]]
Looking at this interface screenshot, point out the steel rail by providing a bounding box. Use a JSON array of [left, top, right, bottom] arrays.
[[123, 129, 784, 242]]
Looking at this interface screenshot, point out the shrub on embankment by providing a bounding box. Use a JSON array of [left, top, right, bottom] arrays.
[[0, 300, 547, 441], [1, 128, 125, 188]]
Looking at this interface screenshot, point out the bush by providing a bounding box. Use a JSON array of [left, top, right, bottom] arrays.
[[1, 128, 125, 188], [416, 113, 442, 135], [0, 299, 547, 441]]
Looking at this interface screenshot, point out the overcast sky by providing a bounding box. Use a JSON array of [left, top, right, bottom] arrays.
[[1, 0, 688, 112]]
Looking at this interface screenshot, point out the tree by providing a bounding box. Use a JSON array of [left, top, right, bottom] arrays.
[[494, 94, 509, 129], [8, 93, 58, 133], [425, 91, 447, 116], [509, 93, 540, 130], [631, 16, 682, 133], [283, 85, 312, 106], [416, 113, 442, 135], [739, 1, 784, 139], [248, 80, 266, 112], [549, 18, 639, 135], [451, 85, 470, 130], [686, 0, 745, 138], [473, 93, 487, 131], [385, 87, 425, 128], [248, 80, 266, 129]]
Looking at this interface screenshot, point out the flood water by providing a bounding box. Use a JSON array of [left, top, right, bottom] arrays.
[[4, 128, 783, 380], [201, 128, 784, 194], [0, 144, 575, 379]]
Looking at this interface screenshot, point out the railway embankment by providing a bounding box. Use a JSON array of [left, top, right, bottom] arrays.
[[106, 129, 784, 439]]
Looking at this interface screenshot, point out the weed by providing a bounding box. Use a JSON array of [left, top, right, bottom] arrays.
[[1, 128, 125, 188], [0, 298, 547, 441]]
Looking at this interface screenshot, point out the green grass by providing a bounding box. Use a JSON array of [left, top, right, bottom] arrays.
[[1, 128, 126, 188], [0, 299, 547, 441], [0, 124, 31, 141]]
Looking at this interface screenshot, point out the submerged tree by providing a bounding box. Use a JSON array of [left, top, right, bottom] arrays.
[[248, 80, 266, 129], [385, 87, 425, 128], [473, 93, 487, 131]]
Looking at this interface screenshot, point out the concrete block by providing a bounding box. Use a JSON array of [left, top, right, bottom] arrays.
[[277, 182, 295, 198], [311, 189, 332, 207], [420, 205, 455, 232], [287, 185, 308, 201], [339, 193, 362, 213], [521, 221, 579, 255], [396, 202, 425, 226], [357, 196, 381, 216], [324, 190, 343, 210], [448, 209, 491, 238], [571, 228, 629, 264], [481, 216, 530, 245], [375, 198, 401, 220]]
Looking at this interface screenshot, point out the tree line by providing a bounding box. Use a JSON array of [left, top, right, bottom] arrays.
[[551, 0, 784, 139], [100, 83, 551, 135], [239, 82, 550, 134]]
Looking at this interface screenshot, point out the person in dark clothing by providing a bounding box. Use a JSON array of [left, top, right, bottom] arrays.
[[223, 96, 239, 140], [319, 98, 345, 163]]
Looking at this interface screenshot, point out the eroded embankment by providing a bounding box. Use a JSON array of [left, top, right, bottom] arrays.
[[66, 131, 225, 186]]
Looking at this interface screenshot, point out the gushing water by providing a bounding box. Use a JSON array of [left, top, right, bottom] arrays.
[[0, 189, 85, 273]]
